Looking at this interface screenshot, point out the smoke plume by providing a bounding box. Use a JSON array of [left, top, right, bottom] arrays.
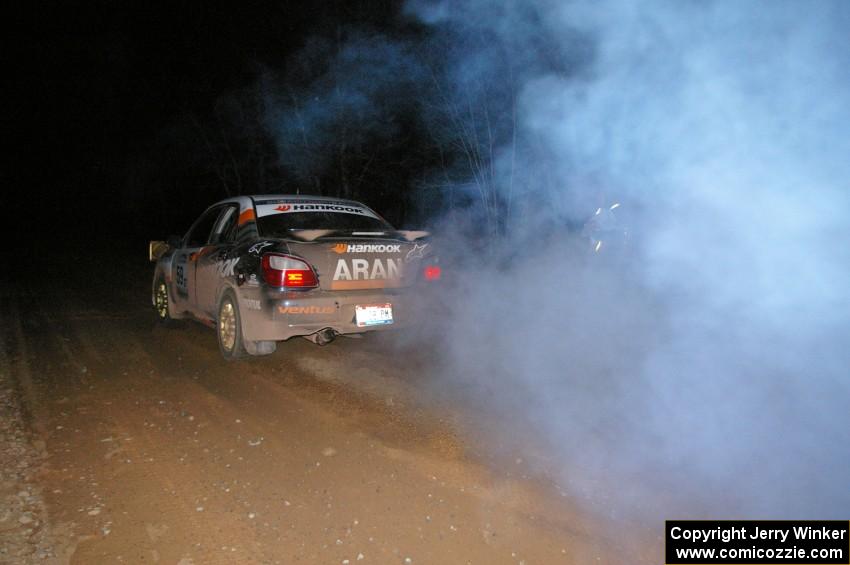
[[409, 0, 850, 518]]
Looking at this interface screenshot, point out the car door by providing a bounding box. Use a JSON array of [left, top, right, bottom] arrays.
[[172, 206, 223, 314], [195, 204, 240, 317]]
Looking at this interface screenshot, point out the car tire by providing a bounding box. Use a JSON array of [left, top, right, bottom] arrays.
[[217, 290, 246, 360], [153, 277, 178, 327]]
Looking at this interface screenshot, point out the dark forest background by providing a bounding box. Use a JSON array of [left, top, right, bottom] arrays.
[[6, 1, 580, 251]]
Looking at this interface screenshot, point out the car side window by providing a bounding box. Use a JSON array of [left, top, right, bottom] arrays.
[[210, 205, 238, 245], [184, 207, 222, 248]]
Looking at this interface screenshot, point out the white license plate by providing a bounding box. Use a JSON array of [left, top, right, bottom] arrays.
[[355, 303, 393, 327]]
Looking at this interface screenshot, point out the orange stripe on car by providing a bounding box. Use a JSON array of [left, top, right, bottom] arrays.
[[238, 209, 255, 225], [329, 280, 404, 290]]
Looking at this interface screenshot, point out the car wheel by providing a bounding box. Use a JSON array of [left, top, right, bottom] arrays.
[[153, 277, 178, 327], [218, 290, 246, 360]]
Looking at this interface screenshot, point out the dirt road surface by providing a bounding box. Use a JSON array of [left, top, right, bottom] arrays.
[[0, 252, 655, 564]]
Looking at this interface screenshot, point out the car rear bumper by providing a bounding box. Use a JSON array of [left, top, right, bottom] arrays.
[[237, 286, 412, 342]]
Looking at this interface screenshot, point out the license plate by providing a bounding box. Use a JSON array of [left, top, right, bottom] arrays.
[[355, 303, 393, 327]]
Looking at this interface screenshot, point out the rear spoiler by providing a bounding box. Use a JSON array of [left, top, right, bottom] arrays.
[[148, 240, 170, 262], [286, 229, 431, 242]]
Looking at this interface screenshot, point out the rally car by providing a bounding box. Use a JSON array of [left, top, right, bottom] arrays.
[[149, 195, 439, 359]]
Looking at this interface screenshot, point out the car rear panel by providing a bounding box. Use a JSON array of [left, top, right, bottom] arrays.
[[234, 235, 434, 342]]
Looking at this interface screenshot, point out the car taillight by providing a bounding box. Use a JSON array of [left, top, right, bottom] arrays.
[[261, 254, 318, 288], [424, 265, 441, 281]]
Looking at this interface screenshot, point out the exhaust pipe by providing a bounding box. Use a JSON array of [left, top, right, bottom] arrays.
[[312, 328, 337, 346]]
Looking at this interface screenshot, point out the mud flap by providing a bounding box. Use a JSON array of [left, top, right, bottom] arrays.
[[243, 340, 277, 356]]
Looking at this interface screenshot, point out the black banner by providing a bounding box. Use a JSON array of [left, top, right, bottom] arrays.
[[666, 520, 849, 564]]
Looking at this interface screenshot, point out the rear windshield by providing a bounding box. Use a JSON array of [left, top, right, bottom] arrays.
[[256, 211, 393, 237]]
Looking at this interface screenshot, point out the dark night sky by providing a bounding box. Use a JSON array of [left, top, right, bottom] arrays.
[[7, 2, 413, 254]]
